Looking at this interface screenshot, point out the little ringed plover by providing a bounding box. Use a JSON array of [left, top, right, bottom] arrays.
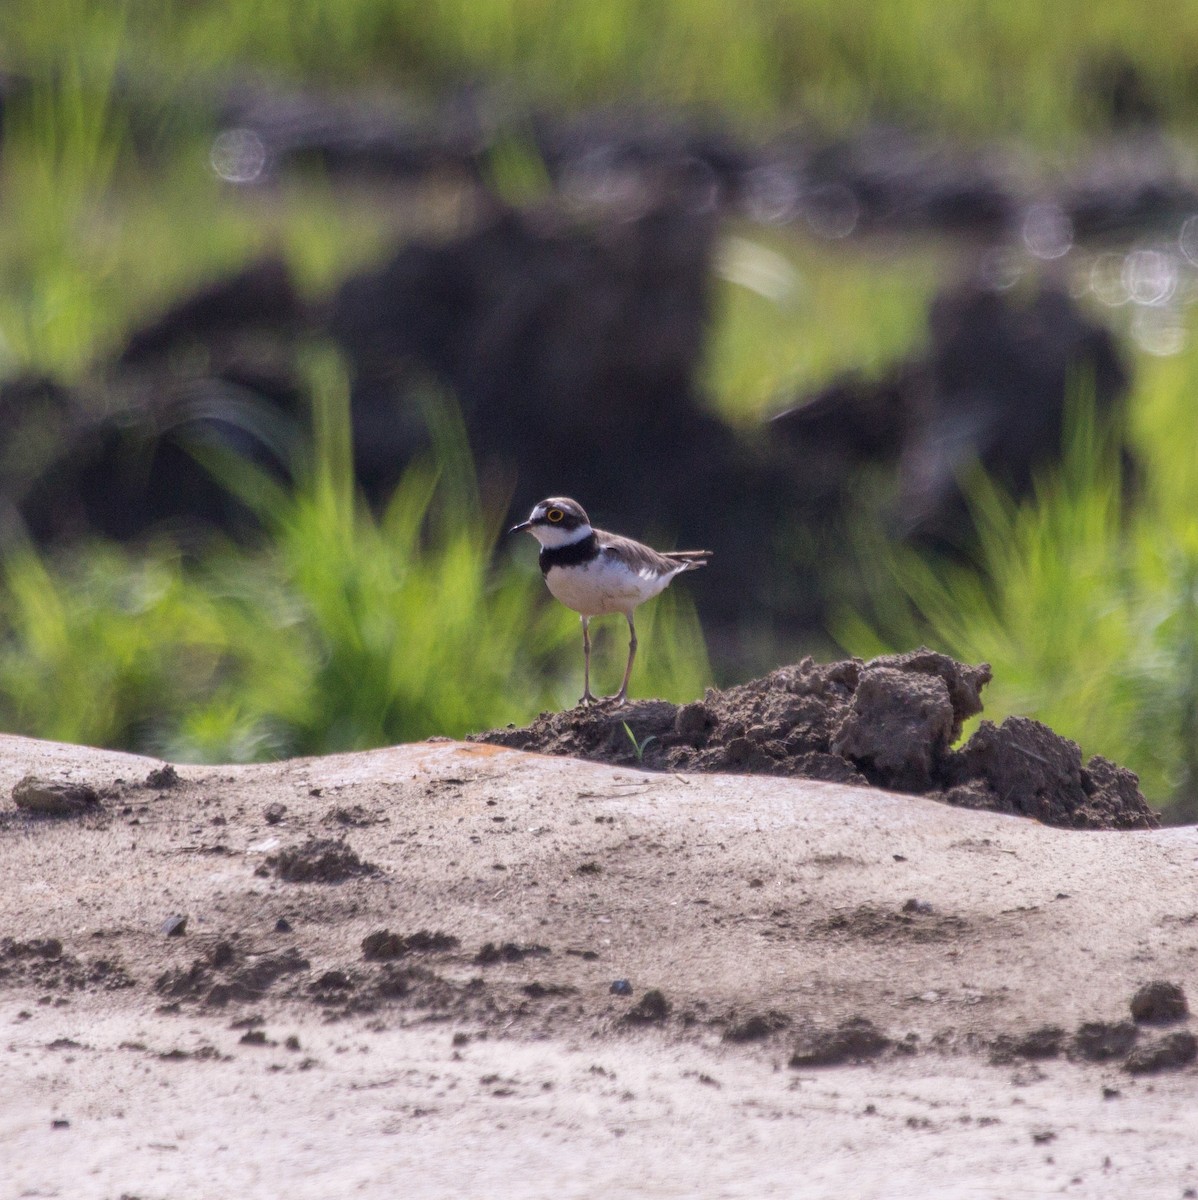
[[510, 496, 710, 705]]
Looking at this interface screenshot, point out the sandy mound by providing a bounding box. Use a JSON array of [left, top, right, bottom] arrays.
[[0, 717, 1188, 1197], [473, 650, 1156, 830]]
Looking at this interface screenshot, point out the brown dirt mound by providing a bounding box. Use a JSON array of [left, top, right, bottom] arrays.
[[12, 776, 100, 816], [471, 649, 1157, 831], [266, 838, 378, 883], [789, 1017, 892, 1067]]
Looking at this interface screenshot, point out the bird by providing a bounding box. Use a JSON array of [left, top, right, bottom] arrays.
[[510, 497, 711, 705]]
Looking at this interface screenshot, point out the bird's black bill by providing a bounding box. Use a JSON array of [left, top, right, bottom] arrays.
[[508, 520, 533, 534]]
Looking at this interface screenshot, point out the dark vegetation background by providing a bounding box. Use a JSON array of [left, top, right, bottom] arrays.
[[4, 0, 1198, 817]]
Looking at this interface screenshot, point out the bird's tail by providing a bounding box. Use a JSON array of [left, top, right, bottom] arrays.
[[663, 550, 712, 571]]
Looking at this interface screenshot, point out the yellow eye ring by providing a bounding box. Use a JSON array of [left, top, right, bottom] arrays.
[[547, 509, 564, 523]]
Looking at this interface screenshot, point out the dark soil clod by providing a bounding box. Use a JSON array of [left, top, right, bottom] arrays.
[[403, 930, 461, 954], [361, 931, 407, 960], [155, 944, 309, 1007], [322, 805, 380, 827], [947, 717, 1152, 830], [473, 942, 550, 965], [144, 764, 181, 790], [1016, 1026, 1066, 1059], [311, 969, 355, 993], [991, 1025, 1065, 1064], [1130, 980, 1189, 1025], [723, 1011, 790, 1043], [3, 938, 63, 960], [209, 941, 237, 969], [2, 937, 133, 994], [229, 949, 310, 995], [810, 904, 966, 943], [522, 981, 576, 999], [1072, 1020, 1139, 1062], [830, 665, 957, 792], [789, 1017, 891, 1067], [472, 652, 1156, 831], [1123, 1030, 1198, 1074], [269, 838, 377, 883], [12, 776, 100, 817], [622, 988, 671, 1025], [362, 929, 460, 960]]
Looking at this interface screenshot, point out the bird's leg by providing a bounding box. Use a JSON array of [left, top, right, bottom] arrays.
[[578, 616, 597, 705], [610, 612, 637, 704]]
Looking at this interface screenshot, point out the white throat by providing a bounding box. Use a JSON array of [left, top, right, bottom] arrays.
[[530, 522, 593, 549]]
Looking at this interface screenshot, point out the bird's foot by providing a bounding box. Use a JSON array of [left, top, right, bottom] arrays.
[[603, 691, 629, 706], [578, 690, 598, 707]]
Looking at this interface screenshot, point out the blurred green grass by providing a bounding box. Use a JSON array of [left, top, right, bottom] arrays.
[[6, 0, 1197, 139], [0, 353, 711, 761], [6, 0, 1198, 813], [706, 229, 944, 421], [840, 333, 1198, 819]]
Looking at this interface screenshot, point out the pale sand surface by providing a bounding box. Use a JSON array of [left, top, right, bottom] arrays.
[[2, 735, 1197, 1199]]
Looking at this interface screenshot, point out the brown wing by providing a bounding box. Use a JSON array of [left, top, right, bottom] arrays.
[[594, 530, 711, 575]]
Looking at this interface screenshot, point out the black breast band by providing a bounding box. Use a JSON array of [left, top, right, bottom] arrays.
[[540, 533, 598, 575]]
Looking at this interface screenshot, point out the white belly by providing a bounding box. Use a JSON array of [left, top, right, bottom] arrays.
[[545, 559, 674, 617]]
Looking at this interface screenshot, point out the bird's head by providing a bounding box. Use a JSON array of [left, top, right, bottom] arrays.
[[509, 497, 593, 547]]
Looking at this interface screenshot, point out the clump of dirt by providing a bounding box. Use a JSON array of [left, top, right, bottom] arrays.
[[365, 966, 485, 1015], [989, 1025, 1065, 1064], [789, 1017, 891, 1067], [0, 937, 63, 963], [473, 942, 550, 966], [522, 981, 577, 999], [1123, 1031, 1198, 1074], [11, 776, 100, 816], [809, 904, 968, 944], [472, 650, 1157, 831], [1130, 980, 1188, 1024], [267, 838, 377, 883], [940, 717, 1148, 829], [144, 764, 181, 790], [220, 948, 311, 1003], [722, 1011, 790, 1044], [361, 929, 460, 961], [622, 988, 671, 1026], [1071, 1020, 1139, 1062], [155, 943, 311, 1007], [0, 936, 134, 993], [322, 804, 382, 827], [157, 1044, 226, 1063]]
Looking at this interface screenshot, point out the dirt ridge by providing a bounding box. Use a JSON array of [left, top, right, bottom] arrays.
[[472, 649, 1156, 830]]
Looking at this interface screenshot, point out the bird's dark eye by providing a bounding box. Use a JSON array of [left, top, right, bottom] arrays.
[[547, 508, 564, 523]]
